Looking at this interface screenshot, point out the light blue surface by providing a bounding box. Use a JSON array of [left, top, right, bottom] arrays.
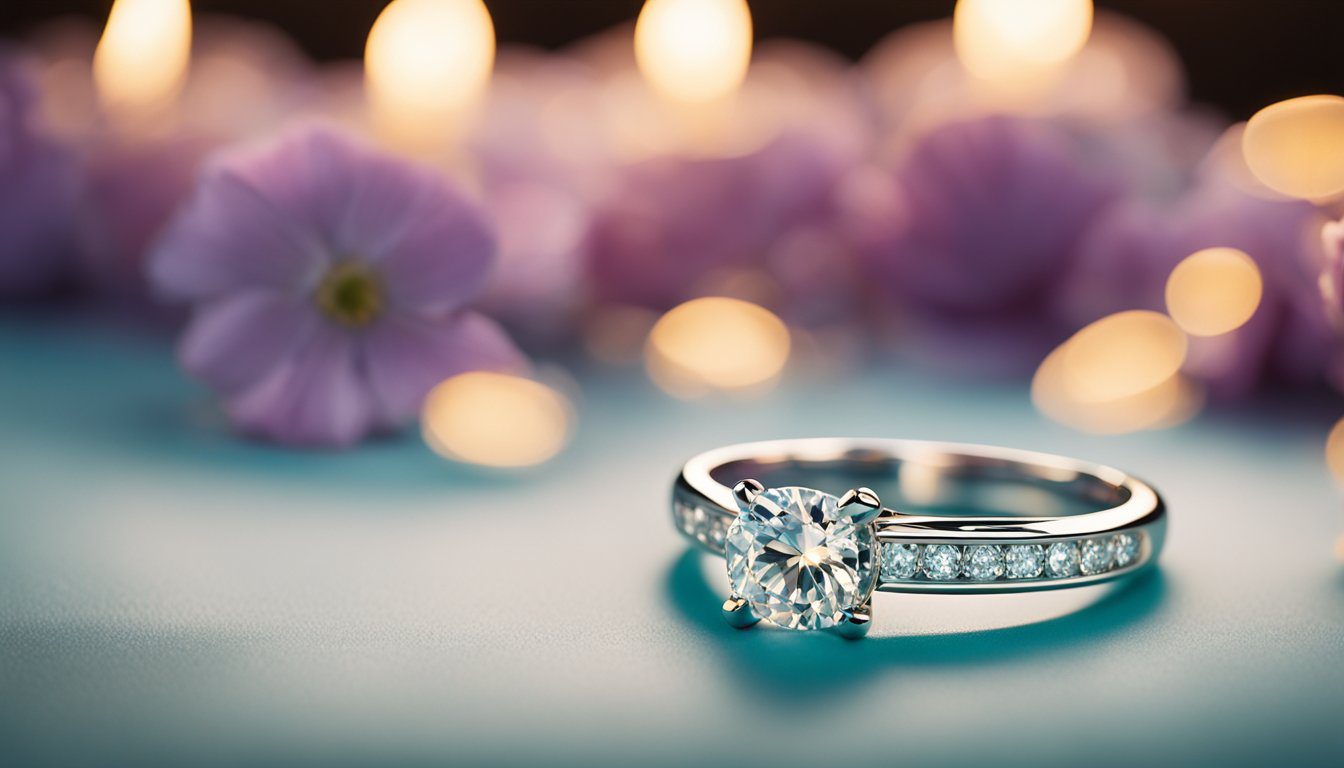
[[1, 317, 1342, 767]]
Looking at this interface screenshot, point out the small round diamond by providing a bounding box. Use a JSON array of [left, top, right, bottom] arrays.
[[674, 502, 697, 535], [964, 545, 1004, 580], [1005, 544, 1045, 579], [880, 543, 919, 581], [706, 516, 728, 550], [921, 544, 962, 581], [688, 505, 708, 537], [962, 546, 1005, 583], [1046, 541, 1079, 577], [1111, 532, 1140, 567], [1080, 537, 1114, 575]]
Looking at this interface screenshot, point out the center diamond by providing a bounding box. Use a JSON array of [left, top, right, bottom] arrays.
[[725, 486, 877, 631]]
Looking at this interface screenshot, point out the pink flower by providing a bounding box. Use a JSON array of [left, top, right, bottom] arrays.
[[149, 125, 525, 447]]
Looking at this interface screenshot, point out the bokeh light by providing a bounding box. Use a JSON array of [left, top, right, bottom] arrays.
[[953, 0, 1092, 86], [1242, 95, 1344, 200], [634, 0, 753, 105], [365, 0, 496, 153], [1325, 416, 1344, 486], [422, 372, 573, 468], [645, 297, 790, 398], [93, 0, 192, 116], [1165, 248, 1263, 337], [1034, 343, 1200, 435], [1060, 310, 1187, 403], [1034, 310, 1199, 434]]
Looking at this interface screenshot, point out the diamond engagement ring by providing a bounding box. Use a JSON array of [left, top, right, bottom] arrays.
[[670, 438, 1166, 637]]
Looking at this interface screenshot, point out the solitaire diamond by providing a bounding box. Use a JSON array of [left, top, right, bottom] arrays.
[[725, 486, 877, 631], [1047, 541, 1079, 577], [964, 545, 1004, 581], [1079, 537, 1114, 575], [921, 544, 962, 581], [880, 543, 918, 581], [1005, 544, 1045, 579], [1112, 532, 1140, 567]]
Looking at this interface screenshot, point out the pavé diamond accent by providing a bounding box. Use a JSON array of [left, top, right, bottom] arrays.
[[964, 545, 1004, 581], [705, 515, 728, 550], [1111, 532, 1140, 567], [674, 501, 697, 536], [1047, 541, 1079, 577], [921, 544, 962, 581], [1079, 537, 1114, 575], [1004, 544, 1045, 579], [672, 500, 735, 554], [880, 543, 919, 581], [872, 535, 1142, 584], [725, 486, 877, 631]]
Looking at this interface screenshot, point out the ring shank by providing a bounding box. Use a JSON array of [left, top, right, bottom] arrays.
[[672, 438, 1165, 593]]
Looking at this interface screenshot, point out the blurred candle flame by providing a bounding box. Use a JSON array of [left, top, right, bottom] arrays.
[[953, 0, 1092, 91], [365, 0, 495, 154], [1165, 247, 1263, 337], [422, 372, 573, 468], [634, 0, 753, 105], [93, 0, 192, 118], [645, 297, 790, 398], [1034, 310, 1199, 434], [1243, 95, 1344, 200]]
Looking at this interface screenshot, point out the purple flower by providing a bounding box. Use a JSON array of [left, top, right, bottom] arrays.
[[1064, 182, 1338, 399], [0, 49, 80, 299], [77, 134, 212, 308], [26, 16, 317, 312], [476, 179, 589, 347], [862, 116, 1121, 373], [1170, 184, 1336, 398], [466, 51, 605, 346], [585, 133, 852, 323], [149, 125, 525, 447]]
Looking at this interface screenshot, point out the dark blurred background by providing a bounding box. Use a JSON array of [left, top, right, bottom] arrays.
[[1, 0, 1341, 119]]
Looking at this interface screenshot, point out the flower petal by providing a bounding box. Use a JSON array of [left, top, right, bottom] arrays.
[[283, 128, 496, 313], [362, 311, 527, 425], [225, 326, 377, 448], [178, 290, 317, 396], [374, 187, 496, 314], [148, 147, 330, 303]]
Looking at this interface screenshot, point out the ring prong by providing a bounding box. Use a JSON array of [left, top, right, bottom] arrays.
[[834, 600, 872, 640], [837, 486, 883, 525], [722, 595, 761, 629], [732, 479, 765, 512]]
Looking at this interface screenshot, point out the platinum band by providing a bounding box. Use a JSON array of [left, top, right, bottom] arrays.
[[672, 438, 1166, 594]]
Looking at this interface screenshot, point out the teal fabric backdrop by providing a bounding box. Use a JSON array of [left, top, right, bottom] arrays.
[[2, 316, 1342, 766]]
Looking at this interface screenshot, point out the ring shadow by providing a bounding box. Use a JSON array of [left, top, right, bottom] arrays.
[[663, 548, 1168, 703]]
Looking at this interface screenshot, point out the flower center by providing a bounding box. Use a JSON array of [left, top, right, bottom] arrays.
[[316, 261, 383, 328]]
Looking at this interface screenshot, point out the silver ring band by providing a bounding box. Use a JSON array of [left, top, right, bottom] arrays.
[[671, 438, 1166, 634]]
